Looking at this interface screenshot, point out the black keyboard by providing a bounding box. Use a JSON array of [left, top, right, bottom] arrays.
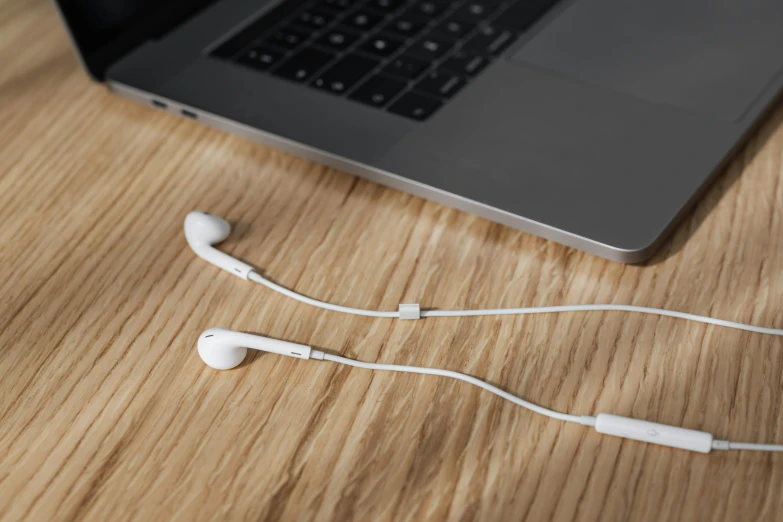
[[213, 0, 559, 121]]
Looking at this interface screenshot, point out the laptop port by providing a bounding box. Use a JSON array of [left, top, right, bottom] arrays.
[[151, 99, 168, 109], [181, 109, 198, 119]]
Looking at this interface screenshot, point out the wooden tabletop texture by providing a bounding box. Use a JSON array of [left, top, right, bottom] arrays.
[[1, 1, 783, 521]]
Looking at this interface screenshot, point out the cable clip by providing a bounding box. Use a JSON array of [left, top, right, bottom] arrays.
[[399, 303, 421, 320]]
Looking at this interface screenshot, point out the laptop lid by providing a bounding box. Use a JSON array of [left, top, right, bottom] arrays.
[[53, 0, 219, 80]]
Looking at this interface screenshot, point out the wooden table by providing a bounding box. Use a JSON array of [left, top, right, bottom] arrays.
[[2, 2, 783, 521]]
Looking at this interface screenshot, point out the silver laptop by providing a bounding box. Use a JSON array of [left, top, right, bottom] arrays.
[[54, 0, 783, 262]]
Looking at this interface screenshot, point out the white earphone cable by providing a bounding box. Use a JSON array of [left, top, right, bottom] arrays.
[[249, 272, 398, 318], [190, 214, 783, 454], [712, 440, 783, 451], [422, 305, 783, 335], [249, 272, 783, 336], [317, 351, 592, 425], [312, 351, 783, 452]]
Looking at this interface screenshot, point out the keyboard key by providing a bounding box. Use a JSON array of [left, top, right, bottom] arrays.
[[315, 27, 360, 50], [431, 16, 475, 39], [388, 92, 442, 120], [239, 46, 285, 71], [291, 8, 336, 30], [382, 16, 428, 39], [461, 25, 513, 55], [349, 75, 407, 107], [441, 52, 487, 76], [414, 70, 466, 99], [212, 0, 306, 58], [273, 48, 335, 82], [366, 0, 407, 13], [313, 54, 379, 94], [383, 56, 429, 79], [360, 34, 405, 58], [406, 0, 450, 19], [318, 0, 360, 12], [452, 1, 499, 23], [267, 27, 310, 50], [344, 9, 384, 32], [494, 0, 558, 32], [405, 36, 451, 60]]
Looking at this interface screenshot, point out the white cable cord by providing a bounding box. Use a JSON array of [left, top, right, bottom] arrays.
[[712, 440, 783, 451], [249, 272, 398, 318], [422, 305, 783, 335], [310, 350, 782, 453], [248, 271, 783, 453], [316, 351, 592, 425], [249, 272, 783, 336]]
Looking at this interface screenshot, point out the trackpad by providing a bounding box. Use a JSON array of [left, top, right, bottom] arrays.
[[511, 0, 783, 121]]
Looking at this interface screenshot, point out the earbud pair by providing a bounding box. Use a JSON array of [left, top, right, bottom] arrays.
[[184, 211, 783, 453], [186, 211, 301, 370]]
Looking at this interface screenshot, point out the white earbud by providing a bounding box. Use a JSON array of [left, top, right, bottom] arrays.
[[198, 327, 315, 370], [184, 211, 254, 280]]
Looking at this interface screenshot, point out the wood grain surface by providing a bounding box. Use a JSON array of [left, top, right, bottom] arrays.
[[2, 1, 783, 521]]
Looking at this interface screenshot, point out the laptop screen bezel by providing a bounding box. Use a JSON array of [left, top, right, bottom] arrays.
[[52, 0, 219, 81]]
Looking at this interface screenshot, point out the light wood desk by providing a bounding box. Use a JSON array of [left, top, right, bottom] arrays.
[[1, 1, 783, 520]]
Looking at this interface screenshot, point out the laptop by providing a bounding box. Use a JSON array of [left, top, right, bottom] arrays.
[[54, 0, 783, 262]]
